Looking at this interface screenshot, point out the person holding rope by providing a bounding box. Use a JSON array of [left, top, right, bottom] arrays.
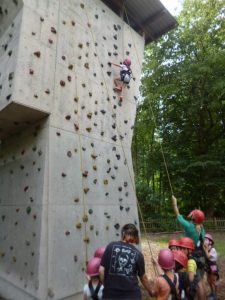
[[99, 223, 153, 299], [172, 195, 206, 300]]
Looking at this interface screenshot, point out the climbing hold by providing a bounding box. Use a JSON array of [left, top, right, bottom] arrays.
[[103, 179, 108, 185], [33, 51, 41, 58], [61, 172, 67, 177], [87, 113, 92, 119], [86, 127, 92, 132], [100, 110, 106, 115], [93, 179, 97, 184], [74, 124, 79, 131], [76, 223, 82, 229], [83, 188, 89, 194], [26, 207, 31, 214], [51, 27, 57, 34], [6, 94, 12, 101], [67, 151, 72, 158], [45, 89, 50, 94], [82, 171, 88, 177], [74, 198, 79, 203], [60, 80, 65, 87], [82, 215, 88, 222], [93, 165, 97, 171], [114, 223, 120, 230], [78, 43, 83, 49], [24, 186, 29, 192], [83, 236, 90, 243], [65, 115, 71, 120], [84, 63, 89, 69], [68, 64, 73, 70], [111, 135, 117, 142]]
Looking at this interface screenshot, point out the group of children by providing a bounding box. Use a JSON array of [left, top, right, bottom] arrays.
[[83, 201, 219, 300], [154, 232, 219, 300], [83, 229, 219, 299]]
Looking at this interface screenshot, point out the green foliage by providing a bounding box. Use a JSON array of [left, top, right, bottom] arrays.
[[133, 0, 225, 218]]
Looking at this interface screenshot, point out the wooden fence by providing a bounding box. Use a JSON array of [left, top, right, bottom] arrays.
[[140, 218, 225, 233]]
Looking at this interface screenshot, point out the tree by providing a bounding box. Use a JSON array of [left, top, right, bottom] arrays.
[[133, 0, 225, 218]]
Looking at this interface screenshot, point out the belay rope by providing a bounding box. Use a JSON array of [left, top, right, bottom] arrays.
[[82, 0, 175, 279]]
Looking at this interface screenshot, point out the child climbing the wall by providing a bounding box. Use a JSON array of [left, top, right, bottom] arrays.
[[203, 233, 219, 300], [110, 58, 133, 101], [83, 257, 103, 300]]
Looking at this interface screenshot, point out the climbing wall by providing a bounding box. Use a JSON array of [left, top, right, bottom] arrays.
[[0, 0, 145, 299]]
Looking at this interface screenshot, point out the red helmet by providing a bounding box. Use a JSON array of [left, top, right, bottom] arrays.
[[123, 58, 131, 66], [205, 233, 214, 244], [173, 250, 188, 268], [94, 246, 106, 259], [86, 257, 101, 276], [168, 239, 180, 248], [179, 237, 195, 250], [191, 209, 205, 224], [158, 249, 175, 270]]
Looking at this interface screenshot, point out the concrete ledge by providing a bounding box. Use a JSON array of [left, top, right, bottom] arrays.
[[0, 102, 49, 140]]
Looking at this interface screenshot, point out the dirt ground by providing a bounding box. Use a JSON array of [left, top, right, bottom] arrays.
[[141, 233, 225, 300]]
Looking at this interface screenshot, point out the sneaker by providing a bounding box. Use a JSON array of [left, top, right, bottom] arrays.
[[114, 87, 122, 92]]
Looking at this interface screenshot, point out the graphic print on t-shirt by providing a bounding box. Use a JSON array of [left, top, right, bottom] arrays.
[[109, 244, 137, 276]]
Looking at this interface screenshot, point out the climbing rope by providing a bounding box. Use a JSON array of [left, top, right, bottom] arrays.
[[123, 2, 175, 274], [83, 0, 175, 278], [123, 2, 174, 195], [83, 0, 161, 278]]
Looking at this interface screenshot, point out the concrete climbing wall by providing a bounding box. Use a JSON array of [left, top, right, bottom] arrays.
[[0, 0, 145, 299]]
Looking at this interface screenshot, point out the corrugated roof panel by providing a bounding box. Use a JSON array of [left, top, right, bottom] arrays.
[[101, 0, 178, 44]]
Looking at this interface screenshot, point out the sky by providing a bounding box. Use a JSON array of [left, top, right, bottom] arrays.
[[160, 0, 183, 15]]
